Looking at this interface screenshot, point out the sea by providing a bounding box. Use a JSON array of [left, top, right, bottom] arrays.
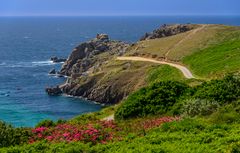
[[0, 16, 240, 127]]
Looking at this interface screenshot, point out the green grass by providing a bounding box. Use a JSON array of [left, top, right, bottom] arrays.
[[183, 39, 240, 78], [128, 24, 231, 61], [1, 118, 240, 153], [147, 65, 185, 84]]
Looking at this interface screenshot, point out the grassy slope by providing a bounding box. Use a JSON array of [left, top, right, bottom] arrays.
[[147, 65, 185, 84], [183, 31, 240, 78], [127, 24, 240, 78]]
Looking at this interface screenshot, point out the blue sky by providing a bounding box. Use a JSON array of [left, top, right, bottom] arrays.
[[0, 0, 239, 16]]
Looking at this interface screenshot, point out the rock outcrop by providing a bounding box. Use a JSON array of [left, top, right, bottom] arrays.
[[140, 24, 196, 41], [60, 34, 130, 76], [46, 86, 62, 96], [50, 57, 67, 63], [46, 34, 132, 103]]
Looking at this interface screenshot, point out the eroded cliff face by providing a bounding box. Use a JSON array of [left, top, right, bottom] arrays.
[[60, 34, 129, 76], [56, 34, 145, 104]]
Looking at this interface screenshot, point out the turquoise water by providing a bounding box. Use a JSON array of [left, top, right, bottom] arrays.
[[0, 16, 239, 127]]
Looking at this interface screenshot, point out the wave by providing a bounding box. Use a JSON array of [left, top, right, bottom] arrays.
[[0, 60, 58, 68], [0, 62, 6, 66], [0, 91, 10, 97], [32, 60, 55, 66], [23, 36, 31, 39]]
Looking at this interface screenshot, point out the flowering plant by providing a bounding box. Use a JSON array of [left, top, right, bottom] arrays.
[[29, 120, 120, 144]]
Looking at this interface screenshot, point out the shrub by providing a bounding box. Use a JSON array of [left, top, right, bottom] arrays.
[[36, 119, 55, 128], [115, 81, 189, 120], [231, 142, 240, 153], [194, 74, 240, 104], [0, 121, 31, 148], [161, 118, 206, 133], [210, 103, 240, 124], [182, 99, 220, 117], [30, 120, 120, 144]]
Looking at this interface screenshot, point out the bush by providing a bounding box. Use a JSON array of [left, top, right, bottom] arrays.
[[194, 74, 240, 104], [0, 121, 31, 148], [115, 81, 189, 120], [36, 119, 55, 128], [182, 99, 220, 117], [210, 103, 240, 124]]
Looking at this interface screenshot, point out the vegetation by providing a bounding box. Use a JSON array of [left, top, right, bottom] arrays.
[[181, 99, 220, 117], [115, 81, 189, 120], [1, 75, 240, 152], [1, 117, 240, 153], [0, 121, 31, 148], [184, 39, 240, 77], [116, 74, 240, 120], [147, 65, 184, 84], [1, 25, 240, 152], [193, 74, 240, 103]]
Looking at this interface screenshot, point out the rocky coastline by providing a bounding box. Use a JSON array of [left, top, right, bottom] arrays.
[[46, 33, 131, 103], [46, 24, 198, 104]]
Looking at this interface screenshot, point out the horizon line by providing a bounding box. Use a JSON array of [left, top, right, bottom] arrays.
[[0, 14, 239, 17]]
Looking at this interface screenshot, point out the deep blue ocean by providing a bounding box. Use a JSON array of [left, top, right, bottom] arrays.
[[0, 16, 240, 127]]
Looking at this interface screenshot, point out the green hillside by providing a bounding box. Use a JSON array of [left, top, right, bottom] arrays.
[[128, 24, 240, 78]]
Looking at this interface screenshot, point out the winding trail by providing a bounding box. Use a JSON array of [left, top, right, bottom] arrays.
[[117, 56, 194, 79], [164, 25, 207, 60]]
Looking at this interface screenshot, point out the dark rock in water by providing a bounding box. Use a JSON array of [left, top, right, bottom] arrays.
[[48, 69, 65, 77], [45, 86, 62, 96], [56, 73, 65, 78], [49, 68, 56, 75], [50, 56, 67, 63], [140, 24, 196, 41]]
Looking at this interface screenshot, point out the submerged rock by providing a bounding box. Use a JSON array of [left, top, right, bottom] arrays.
[[45, 86, 62, 96]]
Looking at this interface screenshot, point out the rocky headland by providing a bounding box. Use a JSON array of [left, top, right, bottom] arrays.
[[46, 33, 132, 104], [46, 24, 199, 104]]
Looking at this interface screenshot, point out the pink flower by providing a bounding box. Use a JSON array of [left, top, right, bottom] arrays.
[[46, 136, 53, 141], [63, 133, 70, 137]]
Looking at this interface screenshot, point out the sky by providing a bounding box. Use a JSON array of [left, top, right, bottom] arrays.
[[0, 0, 239, 16]]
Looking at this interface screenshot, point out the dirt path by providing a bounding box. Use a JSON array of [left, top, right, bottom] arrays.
[[164, 25, 207, 60], [117, 56, 194, 79], [102, 114, 114, 121]]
